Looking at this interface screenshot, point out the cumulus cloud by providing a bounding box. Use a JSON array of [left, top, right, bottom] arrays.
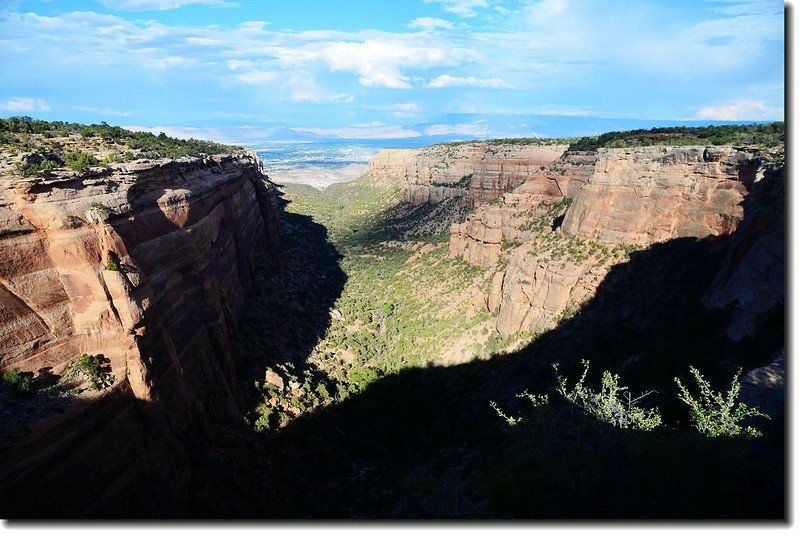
[[695, 100, 782, 121], [427, 75, 512, 88], [422, 0, 490, 18], [410, 17, 455, 31], [0, 97, 50, 112], [323, 40, 471, 89]]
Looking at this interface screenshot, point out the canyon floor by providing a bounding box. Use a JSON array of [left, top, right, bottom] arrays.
[[189, 172, 784, 519]]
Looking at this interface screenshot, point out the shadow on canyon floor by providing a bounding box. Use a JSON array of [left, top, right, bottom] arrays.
[[191, 220, 784, 518], [233, 183, 347, 384]]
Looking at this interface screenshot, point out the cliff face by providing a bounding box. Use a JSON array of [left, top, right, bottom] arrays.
[[561, 146, 759, 244], [439, 145, 766, 338], [366, 143, 567, 207], [0, 152, 280, 516]]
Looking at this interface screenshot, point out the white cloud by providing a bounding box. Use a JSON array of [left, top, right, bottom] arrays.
[[424, 123, 490, 136], [410, 17, 454, 31], [391, 102, 420, 117], [142, 55, 196, 69], [427, 75, 513, 88], [0, 97, 50, 112], [97, 1, 238, 10], [227, 59, 255, 70], [323, 40, 471, 89], [288, 75, 353, 103], [185, 36, 220, 46], [423, 0, 490, 18], [236, 71, 278, 84], [695, 100, 783, 121], [298, 124, 421, 139]]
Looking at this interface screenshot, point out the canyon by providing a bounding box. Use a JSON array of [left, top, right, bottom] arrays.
[[0, 123, 785, 518]]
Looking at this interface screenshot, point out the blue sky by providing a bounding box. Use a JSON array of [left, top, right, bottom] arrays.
[[0, 0, 785, 141]]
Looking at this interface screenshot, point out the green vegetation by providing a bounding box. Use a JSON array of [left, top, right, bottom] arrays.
[[516, 197, 636, 266], [1, 367, 36, 396], [554, 360, 662, 431], [64, 151, 99, 171], [104, 257, 120, 271], [496, 361, 767, 438], [14, 155, 61, 177], [567, 122, 784, 152], [676, 367, 768, 438], [440, 137, 577, 147], [0, 116, 238, 161], [241, 175, 511, 430], [89, 202, 114, 221], [480, 396, 780, 518], [57, 353, 115, 391]]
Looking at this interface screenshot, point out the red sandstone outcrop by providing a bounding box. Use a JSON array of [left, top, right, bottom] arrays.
[[0, 151, 280, 516], [562, 146, 759, 244], [366, 143, 568, 207], [449, 151, 595, 267], [446, 145, 766, 338]]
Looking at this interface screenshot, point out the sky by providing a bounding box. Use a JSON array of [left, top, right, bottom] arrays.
[[0, 0, 786, 141]]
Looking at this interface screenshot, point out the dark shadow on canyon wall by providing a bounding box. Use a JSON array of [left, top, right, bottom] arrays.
[[215, 233, 782, 520], [233, 183, 347, 385], [182, 166, 785, 519]]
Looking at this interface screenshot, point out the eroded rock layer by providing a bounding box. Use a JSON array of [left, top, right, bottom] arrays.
[[366, 143, 568, 207], [0, 152, 280, 516], [443, 145, 768, 338]]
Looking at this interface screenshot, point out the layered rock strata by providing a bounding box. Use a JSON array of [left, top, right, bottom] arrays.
[[445, 146, 765, 338], [0, 152, 280, 516], [366, 143, 568, 207]]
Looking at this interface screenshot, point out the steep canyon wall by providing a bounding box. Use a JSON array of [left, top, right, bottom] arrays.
[[0, 152, 280, 516]]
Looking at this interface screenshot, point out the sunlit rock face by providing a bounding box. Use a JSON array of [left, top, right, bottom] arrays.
[[367, 143, 568, 207], [0, 151, 281, 516], [443, 145, 767, 339]]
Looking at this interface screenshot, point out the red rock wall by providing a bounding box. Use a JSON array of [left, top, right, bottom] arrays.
[[366, 143, 568, 207], [0, 152, 280, 516], [447, 145, 765, 338]]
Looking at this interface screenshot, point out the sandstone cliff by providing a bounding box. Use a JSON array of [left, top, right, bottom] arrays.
[[0, 151, 280, 516], [366, 143, 568, 207], [440, 145, 769, 339]]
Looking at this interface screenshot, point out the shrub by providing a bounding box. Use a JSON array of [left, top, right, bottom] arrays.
[[57, 353, 115, 391], [89, 202, 114, 221], [674, 367, 768, 438], [64, 151, 99, 172], [15, 158, 60, 177], [1, 367, 35, 395], [347, 366, 380, 391], [555, 360, 662, 431]]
